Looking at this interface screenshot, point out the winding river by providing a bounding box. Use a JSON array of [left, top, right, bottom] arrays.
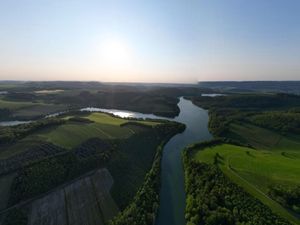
[[156, 97, 212, 225], [0, 97, 212, 225]]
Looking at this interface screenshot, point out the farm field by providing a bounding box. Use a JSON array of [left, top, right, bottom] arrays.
[[28, 168, 118, 225], [32, 112, 159, 149], [193, 143, 300, 224], [0, 99, 39, 110], [227, 122, 300, 151], [0, 98, 68, 120], [0, 112, 161, 161]]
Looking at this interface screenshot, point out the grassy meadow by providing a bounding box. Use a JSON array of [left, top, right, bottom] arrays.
[[31, 112, 159, 149], [0, 98, 68, 120], [227, 122, 300, 151]]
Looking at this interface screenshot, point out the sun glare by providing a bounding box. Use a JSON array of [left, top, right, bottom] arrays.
[[99, 38, 133, 69]]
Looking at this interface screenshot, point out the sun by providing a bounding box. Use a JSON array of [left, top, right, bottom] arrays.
[[100, 38, 133, 68]]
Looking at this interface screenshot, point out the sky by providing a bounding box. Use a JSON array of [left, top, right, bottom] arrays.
[[0, 0, 299, 83]]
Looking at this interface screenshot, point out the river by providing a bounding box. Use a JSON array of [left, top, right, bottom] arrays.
[[156, 97, 212, 225]]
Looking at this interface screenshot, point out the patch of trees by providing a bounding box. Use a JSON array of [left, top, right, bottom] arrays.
[[188, 94, 300, 138], [183, 148, 290, 225], [269, 185, 300, 214], [5, 92, 37, 102], [155, 121, 186, 137], [109, 122, 185, 224], [208, 111, 230, 136], [109, 121, 185, 209], [249, 111, 300, 134], [52, 88, 184, 117], [0, 108, 11, 121], [8, 139, 112, 206], [0, 118, 65, 145], [189, 93, 300, 111], [2, 208, 27, 225], [68, 116, 94, 123], [74, 137, 113, 158], [120, 121, 152, 129], [0, 142, 65, 176], [109, 144, 163, 225]]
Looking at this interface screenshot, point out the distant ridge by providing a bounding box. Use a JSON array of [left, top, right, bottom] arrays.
[[198, 81, 300, 94]]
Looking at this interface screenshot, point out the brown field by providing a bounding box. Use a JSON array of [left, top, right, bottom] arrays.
[[28, 168, 118, 225]]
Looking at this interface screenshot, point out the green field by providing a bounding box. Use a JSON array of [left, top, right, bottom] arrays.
[[0, 99, 39, 110], [0, 98, 68, 120], [0, 112, 160, 159], [26, 113, 160, 149], [193, 143, 300, 224], [0, 113, 161, 161], [228, 122, 300, 151]]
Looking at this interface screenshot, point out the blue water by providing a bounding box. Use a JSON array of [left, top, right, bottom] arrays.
[[156, 97, 212, 225]]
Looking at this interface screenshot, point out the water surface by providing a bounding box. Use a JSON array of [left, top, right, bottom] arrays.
[[201, 93, 226, 97], [156, 97, 212, 225], [0, 120, 31, 126], [80, 107, 166, 120]]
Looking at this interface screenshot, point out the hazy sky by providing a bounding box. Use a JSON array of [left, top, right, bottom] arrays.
[[0, 0, 299, 83]]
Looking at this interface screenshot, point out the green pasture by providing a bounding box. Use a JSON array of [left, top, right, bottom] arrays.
[[228, 122, 300, 151], [33, 112, 160, 149], [0, 112, 161, 160], [0, 140, 47, 159], [0, 98, 68, 119], [85, 113, 128, 125], [193, 143, 300, 224], [0, 99, 39, 110]]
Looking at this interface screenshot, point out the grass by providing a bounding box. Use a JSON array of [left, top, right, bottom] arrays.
[[12, 104, 67, 119], [0, 112, 161, 161], [0, 99, 39, 110], [228, 122, 300, 151], [30, 112, 160, 149], [0, 98, 68, 120], [193, 143, 300, 224], [35, 123, 132, 148], [85, 113, 128, 126], [0, 140, 46, 159]]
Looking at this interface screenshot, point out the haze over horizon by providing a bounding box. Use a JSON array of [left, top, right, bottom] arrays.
[[0, 0, 299, 83]]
